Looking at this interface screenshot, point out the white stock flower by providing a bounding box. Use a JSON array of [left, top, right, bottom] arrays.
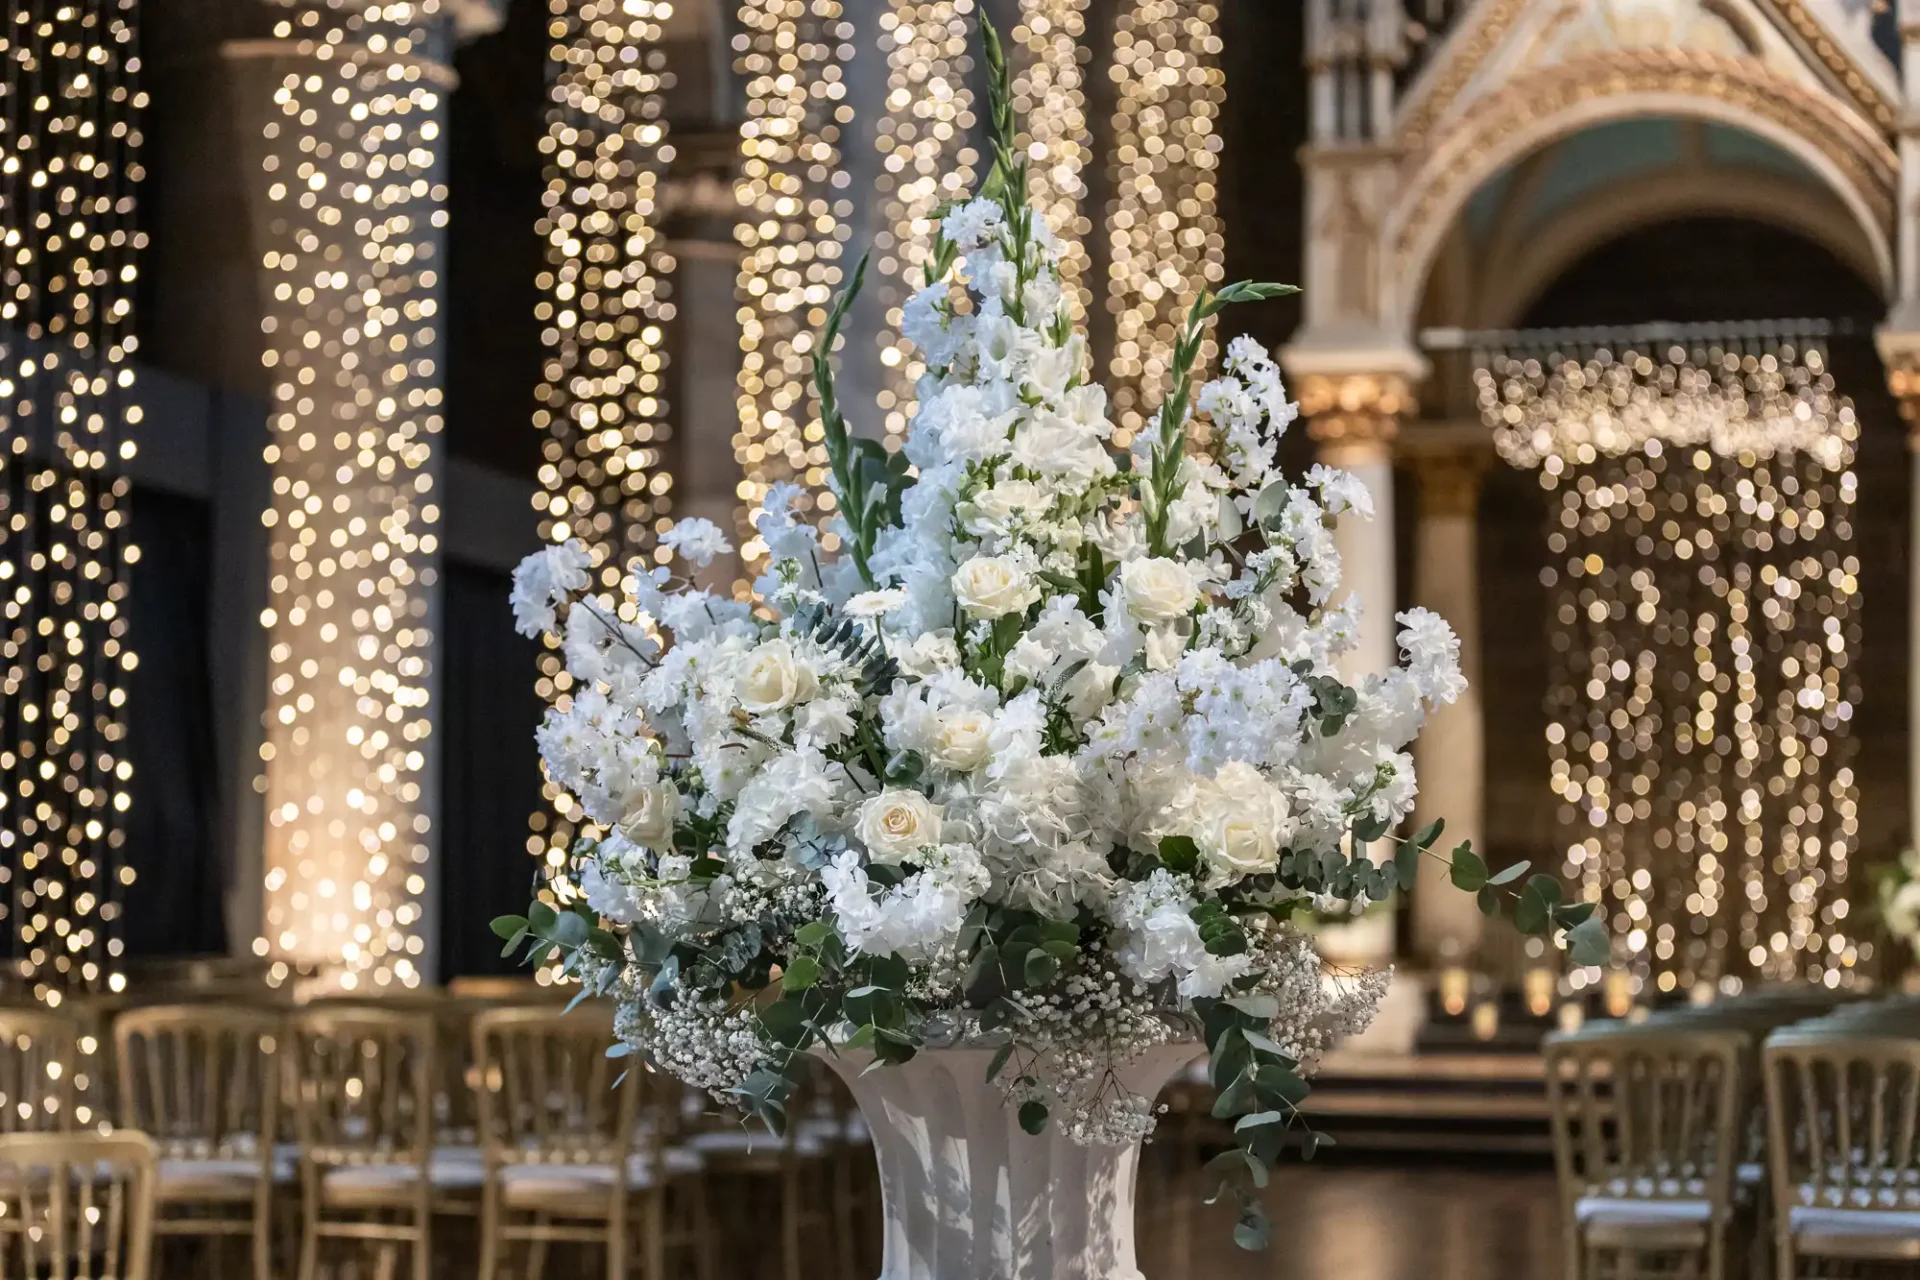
[[1121, 557, 1200, 623], [510, 541, 592, 637], [736, 638, 818, 714], [952, 555, 1041, 619], [942, 198, 1005, 250], [856, 788, 944, 864], [660, 517, 733, 568]]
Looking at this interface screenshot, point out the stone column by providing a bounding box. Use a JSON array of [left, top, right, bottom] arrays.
[[1284, 363, 1420, 974], [230, 6, 459, 991], [1403, 431, 1488, 965], [1294, 368, 1419, 680]]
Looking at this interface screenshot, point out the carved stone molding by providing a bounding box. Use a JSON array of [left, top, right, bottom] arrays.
[[1298, 372, 1417, 446], [1391, 48, 1896, 303]]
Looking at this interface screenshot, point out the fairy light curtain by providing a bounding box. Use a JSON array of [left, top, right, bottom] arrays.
[[1106, 0, 1224, 448], [529, 0, 678, 882], [871, 1, 978, 446], [0, 0, 145, 1007], [733, 0, 854, 562], [1475, 330, 1863, 993], [253, 0, 450, 990]]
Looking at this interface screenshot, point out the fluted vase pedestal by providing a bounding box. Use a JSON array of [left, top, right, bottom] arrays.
[[821, 1042, 1203, 1280]]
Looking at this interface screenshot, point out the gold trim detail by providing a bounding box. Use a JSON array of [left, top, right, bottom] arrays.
[[1299, 372, 1416, 446]]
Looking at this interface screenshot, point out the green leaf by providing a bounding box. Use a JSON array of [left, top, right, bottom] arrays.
[[1514, 884, 1552, 935], [1566, 915, 1611, 967], [1525, 873, 1564, 907], [1225, 993, 1279, 1020], [1023, 951, 1059, 988], [1393, 841, 1420, 892], [1157, 835, 1199, 874], [551, 911, 589, 949], [1477, 884, 1502, 918], [1487, 860, 1531, 887], [1233, 1110, 1284, 1132], [490, 914, 528, 940], [1448, 842, 1488, 892], [1555, 901, 1598, 928], [781, 956, 820, 991], [986, 1042, 1014, 1082], [1018, 1101, 1048, 1136], [527, 900, 559, 935], [1233, 1209, 1272, 1252], [1212, 1071, 1259, 1119], [1411, 818, 1444, 850], [795, 920, 835, 949]]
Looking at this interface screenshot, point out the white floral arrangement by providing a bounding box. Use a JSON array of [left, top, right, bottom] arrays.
[[495, 23, 1604, 1250]]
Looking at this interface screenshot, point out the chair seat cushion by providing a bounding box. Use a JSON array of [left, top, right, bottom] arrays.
[[686, 1129, 824, 1160], [318, 1152, 486, 1206], [494, 1150, 705, 1212], [1790, 1207, 1920, 1260], [1576, 1197, 1713, 1249], [157, 1158, 268, 1204]]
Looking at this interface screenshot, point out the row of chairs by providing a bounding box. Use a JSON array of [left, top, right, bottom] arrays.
[[1546, 989, 1920, 1280], [0, 993, 873, 1280]]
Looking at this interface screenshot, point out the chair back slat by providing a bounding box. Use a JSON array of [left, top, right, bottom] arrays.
[[472, 1006, 637, 1169], [0, 1130, 155, 1280], [1545, 1028, 1746, 1213], [286, 1008, 434, 1170], [113, 1006, 281, 1164], [1764, 1030, 1920, 1218]]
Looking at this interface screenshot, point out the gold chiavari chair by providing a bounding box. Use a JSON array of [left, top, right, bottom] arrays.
[[0, 1130, 157, 1280], [472, 1005, 663, 1280], [1545, 1026, 1749, 1280], [690, 1067, 837, 1280], [1762, 1027, 1920, 1278], [288, 1005, 468, 1280], [114, 1005, 283, 1280], [0, 1009, 79, 1135]]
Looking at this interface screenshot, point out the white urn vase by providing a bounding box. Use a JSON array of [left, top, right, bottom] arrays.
[[822, 1041, 1203, 1280]]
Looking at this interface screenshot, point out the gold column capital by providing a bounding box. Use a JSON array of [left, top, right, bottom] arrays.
[[1875, 329, 1920, 446], [1298, 371, 1418, 447]]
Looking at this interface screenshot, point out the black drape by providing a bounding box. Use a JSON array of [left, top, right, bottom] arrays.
[[436, 560, 548, 978], [122, 487, 227, 956]]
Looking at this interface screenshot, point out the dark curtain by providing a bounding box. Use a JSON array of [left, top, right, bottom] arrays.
[[122, 488, 226, 956], [437, 561, 548, 978]]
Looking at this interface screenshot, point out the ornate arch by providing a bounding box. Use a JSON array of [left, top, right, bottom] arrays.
[[1388, 48, 1897, 338]]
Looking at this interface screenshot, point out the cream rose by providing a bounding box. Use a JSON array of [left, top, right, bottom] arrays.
[[951, 555, 1040, 619], [931, 710, 993, 773], [1121, 556, 1199, 623], [1196, 763, 1287, 886], [619, 780, 681, 851], [736, 638, 818, 714], [856, 789, 943, 864]]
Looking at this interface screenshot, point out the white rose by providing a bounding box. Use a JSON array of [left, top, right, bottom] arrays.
[[856, 789, 943, 864], [736, 638, 818, 713], [932, 710, 993, 773], [1121, 557, 1199, 623], [951, 556, 1040, 619], [1196, 763, 1287, 886], [618, 781, 681, 851]]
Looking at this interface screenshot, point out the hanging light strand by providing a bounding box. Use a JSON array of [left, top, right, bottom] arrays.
[[529, 0, 679, 884], [1106, 0, 1224, 447], [253, 0, 449, 991], [0, 0, 145, 1011], [733, 0, 854, 569], [1481, 343, 1863, 995], [1011, 0, 1091, 322], [872, 0, 977, 443]]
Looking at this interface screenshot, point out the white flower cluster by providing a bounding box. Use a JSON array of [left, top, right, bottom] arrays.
[[515, 137, 1464, 1148]]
